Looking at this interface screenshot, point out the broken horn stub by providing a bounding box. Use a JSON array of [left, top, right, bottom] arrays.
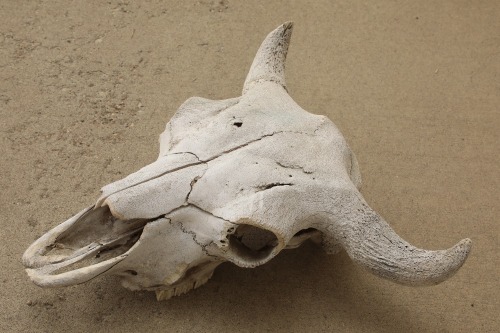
[[242, 21, 293, 94], [22, 22, 472, 300]]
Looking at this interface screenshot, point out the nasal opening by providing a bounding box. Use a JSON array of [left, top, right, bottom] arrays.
[[23, 205, 151, 287]]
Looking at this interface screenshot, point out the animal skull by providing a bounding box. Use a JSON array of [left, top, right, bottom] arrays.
[[23, 22, 471, 301]]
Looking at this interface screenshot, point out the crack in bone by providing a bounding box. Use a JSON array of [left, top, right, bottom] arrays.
[[176, 219, 219, 258], [275, 161, 313, 174], [98, 157, 204, 206], [160, 203, 235, 256], [201, 131, 286, 163], [101, 130, 314, 204], [255, 182, 294, 192], [171, 151, 200, 160], [200, 130, 318, 164], [186, 202, 234, 225], [185, 175, 201, 203]]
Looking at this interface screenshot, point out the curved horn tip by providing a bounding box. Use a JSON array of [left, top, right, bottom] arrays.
[[397, 237, 472, 287], [323, 194, 473, 287], [455, 237, 472, 254], [281, 21, 294, 31], [242, 22, 294, 94], [415, 237, 472, 286], [446, 237, 472, 272]]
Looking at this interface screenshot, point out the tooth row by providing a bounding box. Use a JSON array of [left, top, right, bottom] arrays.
[[155, 273, 213, 301]]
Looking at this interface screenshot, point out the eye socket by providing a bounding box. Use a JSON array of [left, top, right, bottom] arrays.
[[228, 224, 278, 262]]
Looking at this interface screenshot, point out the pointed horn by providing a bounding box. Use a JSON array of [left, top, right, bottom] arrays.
[[321, 192, 471, 286], [242, 22, 293, 94]]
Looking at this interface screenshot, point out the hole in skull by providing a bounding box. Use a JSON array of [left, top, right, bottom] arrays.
[[228, 224, 278, 261], [233, 122, 243, 127], [125, 270, 138, 276]]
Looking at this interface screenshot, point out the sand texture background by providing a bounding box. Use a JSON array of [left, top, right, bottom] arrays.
[[1, 1, 498, 332]]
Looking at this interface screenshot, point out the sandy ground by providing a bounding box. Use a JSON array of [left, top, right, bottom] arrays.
[[1, 1, 498, 332]]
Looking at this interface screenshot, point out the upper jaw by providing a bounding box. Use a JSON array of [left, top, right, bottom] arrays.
[[22, 205, 149, 288]]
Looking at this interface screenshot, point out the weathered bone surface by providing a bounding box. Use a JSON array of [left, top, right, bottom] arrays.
[[23, 22, 472, 301]]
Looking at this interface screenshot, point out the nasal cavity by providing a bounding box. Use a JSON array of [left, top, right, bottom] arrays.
[[228, 224, 279, 263]]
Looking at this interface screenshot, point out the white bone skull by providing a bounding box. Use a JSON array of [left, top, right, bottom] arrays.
[[23, 23, 471, 301]]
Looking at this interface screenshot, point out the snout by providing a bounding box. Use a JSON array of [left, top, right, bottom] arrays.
[[23, 205, 149, 287]]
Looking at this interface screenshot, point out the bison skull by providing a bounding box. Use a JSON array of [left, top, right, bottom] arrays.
[[23, 22, 471, 301]]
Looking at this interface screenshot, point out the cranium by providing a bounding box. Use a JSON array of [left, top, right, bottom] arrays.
[[23, 22, 471, 301]]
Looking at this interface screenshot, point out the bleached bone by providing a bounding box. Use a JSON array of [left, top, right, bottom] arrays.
[[23, 22, 471, 301]]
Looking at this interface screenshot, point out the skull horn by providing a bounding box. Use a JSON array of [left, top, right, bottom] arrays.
[[242, 22, 293, 94], [320, 191, 471, 286]]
